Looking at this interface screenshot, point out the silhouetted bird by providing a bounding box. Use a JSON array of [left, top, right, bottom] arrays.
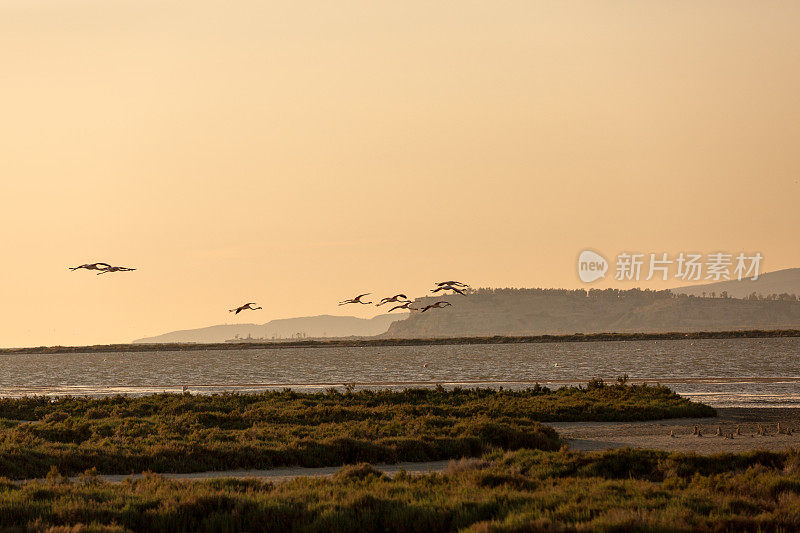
[[69, 262, 112, 271], [420, 301, 452, 313], [377, 294, 409, 306], [388, 301, 415, 312], [431, 285, 466, 295], [96, 266, 136, 275], [436, 281, 469, 287], [229, 303, 262, 314], [339, 293, 373, 305]]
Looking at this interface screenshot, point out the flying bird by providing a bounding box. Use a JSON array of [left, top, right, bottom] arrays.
[[69, 262, 111, 271], [436, 281, 469, 287], [420, 301, 452, 313], [387, 301, 415, 312], [229, 302, 262, 314], [431, 285, 466, 295], [339, 293, 372, 305], [96, 266, 136, 275], [376, 294, 409, 306]]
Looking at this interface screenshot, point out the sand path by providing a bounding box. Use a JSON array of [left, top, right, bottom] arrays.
[[53, 460, 452, 484], [549, 407, 800, 454]]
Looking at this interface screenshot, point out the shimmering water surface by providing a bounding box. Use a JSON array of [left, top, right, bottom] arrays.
[[1, 338, 798, 407]]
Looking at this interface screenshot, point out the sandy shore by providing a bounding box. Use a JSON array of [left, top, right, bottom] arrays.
[[549, 407, 800, 454]]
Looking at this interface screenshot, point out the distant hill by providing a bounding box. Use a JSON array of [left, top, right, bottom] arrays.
[[133, 314, 408, 344], [382, 287, 800, 338], [671, 268, 800, 299], [135, 272, 800, 343]]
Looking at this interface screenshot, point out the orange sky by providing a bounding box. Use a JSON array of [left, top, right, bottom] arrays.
[[1, 1, 798, 347]]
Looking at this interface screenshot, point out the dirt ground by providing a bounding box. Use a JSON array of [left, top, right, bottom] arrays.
[[62, 460, 453, 484], [548, 407, 800, 454]]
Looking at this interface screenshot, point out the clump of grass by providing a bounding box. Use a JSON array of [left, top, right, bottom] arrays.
[[444, 458, 489, 476], [333, 463, 387, 482], [0, 383, 712, 479]]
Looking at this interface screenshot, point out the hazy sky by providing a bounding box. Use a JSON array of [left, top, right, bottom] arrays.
[[2, 1, 799, 347]]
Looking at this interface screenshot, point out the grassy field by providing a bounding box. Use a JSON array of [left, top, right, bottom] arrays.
[[0, 381, 713, 479], [2, 448, 799, 532]]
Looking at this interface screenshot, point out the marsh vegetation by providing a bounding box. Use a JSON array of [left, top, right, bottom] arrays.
[[0, 382, 713, 479], [2, 448, 799, 531]]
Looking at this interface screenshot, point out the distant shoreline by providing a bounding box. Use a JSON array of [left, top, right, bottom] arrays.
[[2, 328, 799, 355]]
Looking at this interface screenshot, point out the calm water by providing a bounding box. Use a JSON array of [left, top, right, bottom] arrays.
[[1, 338, 799, 407]]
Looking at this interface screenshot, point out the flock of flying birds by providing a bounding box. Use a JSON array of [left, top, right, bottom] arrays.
[[338, 280, 470, 313], [69, 262, 468, 315]]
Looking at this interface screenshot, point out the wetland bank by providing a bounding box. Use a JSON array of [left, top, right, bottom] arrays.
[[2, 383, 800, 531], [0, 382, 712, 479]]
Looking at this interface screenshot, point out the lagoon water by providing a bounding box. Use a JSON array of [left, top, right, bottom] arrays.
[[1, 337, 799, 407]]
